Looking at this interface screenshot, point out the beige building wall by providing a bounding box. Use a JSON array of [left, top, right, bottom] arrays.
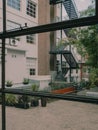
[[38, 0, 50, 75], [0, 0, 39, 84]]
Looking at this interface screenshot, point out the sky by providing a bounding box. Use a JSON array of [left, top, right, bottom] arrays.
[[75, 0, 93, 11], [62, 0, 95, 18]]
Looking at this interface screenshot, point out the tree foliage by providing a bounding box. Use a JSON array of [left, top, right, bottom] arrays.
[[79, 25, 98, 68], [67, 2, 98, 68]]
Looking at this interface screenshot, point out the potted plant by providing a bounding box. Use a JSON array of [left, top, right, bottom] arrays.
[[31, 84, 39, 107], [23, 78, 29, 85], [50, 81, 75, 94], [5, 94, 16, 106], [6, 80, 13, 87], [41, 97, 47, 107], [16, 95, 30, 109], [31, 84, 39, 91], [31, 97, 39, 107], [39, 88, 48, 107]]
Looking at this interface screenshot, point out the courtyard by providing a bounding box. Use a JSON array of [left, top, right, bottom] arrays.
[[0, 100, 98, 130]]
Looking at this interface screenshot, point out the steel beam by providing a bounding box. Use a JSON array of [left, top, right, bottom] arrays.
[[96, 0, 98, 19], [0, 16, 98, 39], [2, 88, 98, 104]]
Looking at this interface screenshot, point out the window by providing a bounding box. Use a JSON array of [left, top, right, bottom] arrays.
[[76, 69, 78, 73], [7, 0, 21, 10], [30, 68, 35, 75], [70, 76, 74, 82], [26, 58, 36, 76], [26, 0, 36, 18], [26, 34, 35, 44]]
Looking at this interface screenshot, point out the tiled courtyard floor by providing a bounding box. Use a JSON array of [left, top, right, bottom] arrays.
[[0, 100, 98, 130]]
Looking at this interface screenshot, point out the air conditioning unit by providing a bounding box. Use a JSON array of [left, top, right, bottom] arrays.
[[9, 38, 19, 46]]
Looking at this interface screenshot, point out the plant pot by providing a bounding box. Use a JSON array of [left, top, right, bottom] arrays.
[[52, 87, 75, 94], [15, 103, 30, 109], [6, 84, 12, 87], [5, 102, 14, 107], [41, 97, 47, 107], [31, 99, 39, 107], [23, 82, 29, 85]]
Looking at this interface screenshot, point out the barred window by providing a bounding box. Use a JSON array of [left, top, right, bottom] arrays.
[[7, 0, 21, 11], [26, 34, 35, 44], [30, 68, 35, 75], [26, 0, 36, 18]]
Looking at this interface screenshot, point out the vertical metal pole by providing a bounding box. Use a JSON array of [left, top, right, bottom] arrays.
[[69, 44, 71, 82], [2, 0, 6, 130], [60, 2, 62, 72], [60, 2, 62, 39], [60, 54, 62, 72], [96, 0, 98, 18]]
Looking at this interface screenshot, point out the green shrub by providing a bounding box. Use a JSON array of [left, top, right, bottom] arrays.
[[50, 81, 74, 90], [31, 84, 39, 91], [5, 94, 16, 106], [6, 80, 13, 87], [17, 95, 30, 104], [23, 78, 29, 84]]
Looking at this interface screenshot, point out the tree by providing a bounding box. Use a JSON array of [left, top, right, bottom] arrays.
[[66, 2, 98, 87], [67, 1, 98, 68], [79, 25, 98, 68]]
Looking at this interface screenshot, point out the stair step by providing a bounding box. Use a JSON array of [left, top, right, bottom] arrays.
[[63, 0, 78, 19]]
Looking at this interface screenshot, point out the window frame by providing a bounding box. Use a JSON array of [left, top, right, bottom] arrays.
[[7, 0, 21, 11], [26, 0, 36, 18], [26, 34, 36, 44], [30, 68, 36, 75]]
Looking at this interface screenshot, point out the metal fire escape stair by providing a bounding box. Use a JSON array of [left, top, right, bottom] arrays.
[[63, 0, 79, 35], [63, 50, 78, 69], [62, 0, 79, 76], [63, 0, 78, 19], [49, 0, 79, 79], [62, 68, 69, 76], [50, 0, 78, 19], [50, 49, 79, 79]]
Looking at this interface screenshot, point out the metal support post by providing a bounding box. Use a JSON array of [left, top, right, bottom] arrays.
[[69, 44, 71, 82], [60, 2, 63, 72], [2, 0, 6, 130], [96, 0, 98, 18]]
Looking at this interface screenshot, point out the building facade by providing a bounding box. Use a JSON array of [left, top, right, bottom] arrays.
[[0, 0, 38, 84], [0, 0, 89, 86]]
